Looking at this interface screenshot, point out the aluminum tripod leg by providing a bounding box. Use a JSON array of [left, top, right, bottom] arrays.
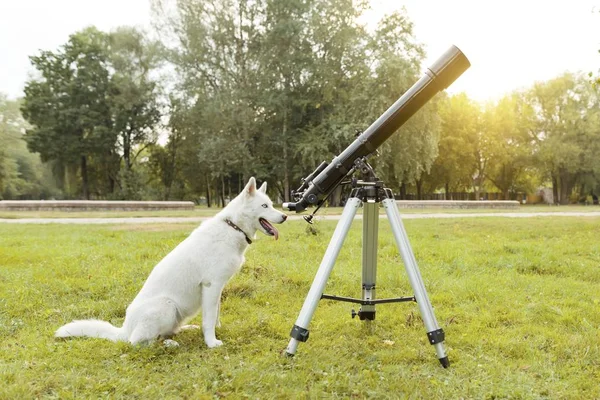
[[286, 197, 361, 356], [382, 198, 450, 368]]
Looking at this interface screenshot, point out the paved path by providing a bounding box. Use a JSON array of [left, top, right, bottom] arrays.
[[1, 211, 600, 224]]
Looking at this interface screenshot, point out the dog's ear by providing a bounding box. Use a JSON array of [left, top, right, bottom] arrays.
[[258, 181, 267, 194], [243, 177, 257, 197]]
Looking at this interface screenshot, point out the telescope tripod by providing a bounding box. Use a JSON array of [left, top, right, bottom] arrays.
[[285, 176, 449, 368]]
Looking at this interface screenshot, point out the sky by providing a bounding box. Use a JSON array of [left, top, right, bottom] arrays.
[[1, 0, 599, 102]]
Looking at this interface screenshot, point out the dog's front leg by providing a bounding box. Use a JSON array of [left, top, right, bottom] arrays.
[[201, 283, 223, 348]]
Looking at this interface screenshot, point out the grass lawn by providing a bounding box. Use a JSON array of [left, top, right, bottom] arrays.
[[1, 216, 599, 398]]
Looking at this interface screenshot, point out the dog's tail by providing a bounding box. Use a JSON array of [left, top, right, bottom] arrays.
[[55, 319, 125, 342]]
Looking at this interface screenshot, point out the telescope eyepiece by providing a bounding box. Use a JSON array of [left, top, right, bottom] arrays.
[[282, 201, 308, 213], [282, 202, 296, 211]]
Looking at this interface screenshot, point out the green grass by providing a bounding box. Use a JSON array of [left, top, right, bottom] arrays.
[[1, 217, 600, 398], [0, 204, 599, 219]]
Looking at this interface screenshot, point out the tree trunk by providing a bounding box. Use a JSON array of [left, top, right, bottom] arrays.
[[214, 180, 220, 207], [282, 108, 290, 202], [275, 182, 285, 203], [221, 175, 226, 207], [330, 185, 343, 207], [399, 182, 407, 200], [124, 133, 131, 171], [416, 178, 423, 200], [205, 176, 211, 207], [552, 172, 559, 205], [473, 177, 481, 201], [560, 185, 569, 205], [62, 163, 69, 195], [444, 182, 450, 200], [165, 134, 178, 200], [80, 155, 89, 200], [559, 169, 574, 205], [109, 175, 115, 195], [284, 168, 290, 203], [228, 177, 231, 201], [164, 182, 171, 201]]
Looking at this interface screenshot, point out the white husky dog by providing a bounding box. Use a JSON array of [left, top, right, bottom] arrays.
[[55, 177, 287, 348]]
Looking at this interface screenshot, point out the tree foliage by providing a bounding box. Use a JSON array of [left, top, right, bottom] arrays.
[[0, 95, 60, 199], [427, 93, 479, 199], [151, 0, 438, 204], [9, 3, 600, 204], [21, 26, 161, 199], [483, 93, 535, 198], [528, 73, 600, 203]]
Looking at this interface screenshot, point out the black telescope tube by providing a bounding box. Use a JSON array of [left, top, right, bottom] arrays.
[[287, 45, 470, 212]]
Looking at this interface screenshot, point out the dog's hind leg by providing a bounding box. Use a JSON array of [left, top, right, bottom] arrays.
[[128, 320, 157, 346], [127, 298, 180, 346], [201, 284, 224, 348]]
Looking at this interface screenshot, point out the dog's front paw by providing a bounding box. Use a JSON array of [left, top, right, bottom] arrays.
[[206, 339, 223, 348]]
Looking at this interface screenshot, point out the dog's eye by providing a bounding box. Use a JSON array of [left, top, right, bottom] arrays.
[[261, 204, 268, 208]]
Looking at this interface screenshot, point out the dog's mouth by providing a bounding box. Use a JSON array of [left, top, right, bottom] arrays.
[[259, 218, 279, 240]]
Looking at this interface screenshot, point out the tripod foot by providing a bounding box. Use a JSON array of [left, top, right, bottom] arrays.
[[439, 356, 450, 369]]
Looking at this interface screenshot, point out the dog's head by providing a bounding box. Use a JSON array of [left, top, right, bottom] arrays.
[[241, 177, 287, 239]]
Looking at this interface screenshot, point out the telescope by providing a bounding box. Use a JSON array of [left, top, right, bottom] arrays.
[[282, 45, 470, 213]]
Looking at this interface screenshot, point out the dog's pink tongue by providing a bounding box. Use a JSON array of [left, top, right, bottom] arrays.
[[273, 226, 279, 240]]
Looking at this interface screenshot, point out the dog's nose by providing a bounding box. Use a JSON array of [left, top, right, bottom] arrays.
[[282, 214, 288, 222]]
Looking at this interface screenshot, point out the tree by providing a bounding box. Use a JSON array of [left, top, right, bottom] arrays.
[[0, 94, 61, 199], [427, 93, 479, 199], [107, 27, 163, 198], [151, 0, 438, 204], [527, 73, 600, 204], [258, 0, 315, 202], [483, 93, 535, 199], [21, 27, 115, 199], [343, 10, 439, 199], [258, 0, 375, 204], [21, 26, 163, 200], [152, 0, 265, 203]]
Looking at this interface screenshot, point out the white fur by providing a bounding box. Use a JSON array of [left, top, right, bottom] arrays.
[[55, 177, 287, 348]]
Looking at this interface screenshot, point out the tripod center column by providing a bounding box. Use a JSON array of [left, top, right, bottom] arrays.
[[361, 199, 379, 320]]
